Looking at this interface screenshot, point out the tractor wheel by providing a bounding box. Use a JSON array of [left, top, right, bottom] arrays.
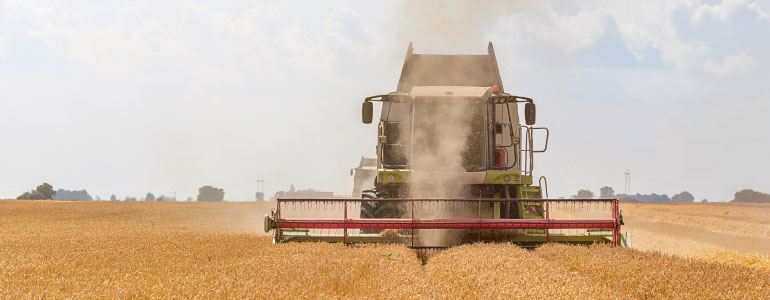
[[360, 189, 405, 233]]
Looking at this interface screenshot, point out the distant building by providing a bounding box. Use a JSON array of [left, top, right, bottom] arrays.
[[350, 156, 377, 198], [282, 191, 334, 199]]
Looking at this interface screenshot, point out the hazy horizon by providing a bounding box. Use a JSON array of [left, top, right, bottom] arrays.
[[1, 1, 769, 201]]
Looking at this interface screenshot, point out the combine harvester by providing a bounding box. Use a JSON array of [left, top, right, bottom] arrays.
[[265, 43, 628, 249]]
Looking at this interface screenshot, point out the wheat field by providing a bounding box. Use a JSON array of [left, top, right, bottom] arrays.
[[1, 200, 769, 299]]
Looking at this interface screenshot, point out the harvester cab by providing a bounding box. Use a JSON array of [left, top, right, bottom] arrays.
[[265, 42, 627, 249]]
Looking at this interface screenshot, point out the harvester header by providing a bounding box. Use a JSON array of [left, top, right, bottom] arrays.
[[268, 198, 624, 248]]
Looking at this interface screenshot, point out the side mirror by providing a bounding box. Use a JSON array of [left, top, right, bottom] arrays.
[[525, 102, 536, 125], [362, 102, 373, 124]]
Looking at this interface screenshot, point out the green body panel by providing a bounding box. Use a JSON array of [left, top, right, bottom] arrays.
[[515, 185, 544, 233], [483, 170, 532, 185], [377, 169, 411, 185], [516, 185, 543, 219], [376, 169, 532, 186], [517, 185, 542, 198]]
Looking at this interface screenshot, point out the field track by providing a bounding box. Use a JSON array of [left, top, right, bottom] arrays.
[[1, 200, 769, 299]]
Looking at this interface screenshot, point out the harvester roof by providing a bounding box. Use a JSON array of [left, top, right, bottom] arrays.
[[396, 42, 504, 93]]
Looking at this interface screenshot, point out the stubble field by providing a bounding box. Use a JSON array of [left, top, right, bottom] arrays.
[[1, 200, 769, 299]]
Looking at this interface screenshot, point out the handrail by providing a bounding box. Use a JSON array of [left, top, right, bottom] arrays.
[[532, 127, 549, 153], [539, 176, 549, 198], [517, 125, 533, 175], [515, 125, 549, 175]]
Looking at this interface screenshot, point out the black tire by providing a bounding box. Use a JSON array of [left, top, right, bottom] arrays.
[[360, 202, 376, 219], [360, 189, 405, 233]]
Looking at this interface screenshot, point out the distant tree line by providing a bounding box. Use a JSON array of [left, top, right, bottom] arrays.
[[572, 186, 770, 203], [571, 186, 697, 203], [142, 193, 175, 201], [53, 189, 93, 201], [14, 182, 185, 202]]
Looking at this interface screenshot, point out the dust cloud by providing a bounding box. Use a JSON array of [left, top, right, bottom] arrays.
[[407, 99, 481, 247], [397, 0, 504, 245], [388, 1, 537, 246], [398, 1, 516, 53], [175, 201, 275, 235]]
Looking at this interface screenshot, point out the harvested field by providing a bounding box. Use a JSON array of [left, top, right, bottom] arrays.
[[621, 202, 770, 271], [1, 200, 769, 299]]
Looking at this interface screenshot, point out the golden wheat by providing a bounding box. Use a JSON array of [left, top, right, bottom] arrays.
[[422, 243, 627, 299], [2, 200, 769, 299], [535, 244, 770, 299], [705, 250, 770, 272]]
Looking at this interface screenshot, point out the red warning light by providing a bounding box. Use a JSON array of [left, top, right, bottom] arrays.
[[492, 85, 500, 93]]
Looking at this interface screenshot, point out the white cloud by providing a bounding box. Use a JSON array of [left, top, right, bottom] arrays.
[[703, 51, 758, 75], [605, 1, 709, 68], [691, 0, 748, 24], [324, 7, 363, 44], [512, 6, 610, 54], [749, 2, 770, 21], [498, 1, 711, 68]]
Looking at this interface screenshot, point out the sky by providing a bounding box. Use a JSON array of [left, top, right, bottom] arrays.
[[1, 0, 769, 201]]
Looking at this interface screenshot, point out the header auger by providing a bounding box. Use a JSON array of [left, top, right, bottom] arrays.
[[264, 42, 627, 248]]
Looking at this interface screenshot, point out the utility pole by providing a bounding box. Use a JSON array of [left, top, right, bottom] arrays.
[[257, 179, 265, 193], [256, 179, 265, 201], [624, 169, 631, 195]]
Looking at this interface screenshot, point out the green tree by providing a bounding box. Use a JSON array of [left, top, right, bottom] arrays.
[[197, 186, 225, 202], [36, 183, 55, 199], [732, 189, 770, 203], [671, 191, 694, 202], [600, 186, 615, 198], [17, 191, 38, 200], [571, 189, 595, 199], [17, 183, 56, 200], [145, 193, 156, 201]]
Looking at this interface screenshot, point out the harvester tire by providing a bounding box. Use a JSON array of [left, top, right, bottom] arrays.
[[360, 190, 405, 233], [360, 202, 376, 219]]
